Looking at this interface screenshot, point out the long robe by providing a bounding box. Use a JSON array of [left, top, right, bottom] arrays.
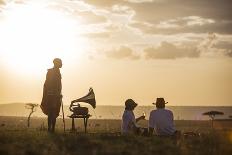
[[40, 68, 62, 117]]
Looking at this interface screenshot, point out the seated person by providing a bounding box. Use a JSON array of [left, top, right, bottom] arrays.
[[149, 98, 177, 136], [121, 99, 145, 134]]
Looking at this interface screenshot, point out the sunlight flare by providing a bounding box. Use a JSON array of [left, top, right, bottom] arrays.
[[0, 2, 84, 74]]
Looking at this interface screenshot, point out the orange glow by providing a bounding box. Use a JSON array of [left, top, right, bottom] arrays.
[[0, 3, 85, 75], [229, 131, 232, 144]]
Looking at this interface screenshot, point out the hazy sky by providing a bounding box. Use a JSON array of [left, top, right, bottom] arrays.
[[0, 0, 232, 106]]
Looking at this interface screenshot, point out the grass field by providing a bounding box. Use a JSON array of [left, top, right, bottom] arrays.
[[0, 116, 232, 155]]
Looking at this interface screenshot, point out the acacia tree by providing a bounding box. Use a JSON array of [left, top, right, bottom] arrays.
[[25, 103, 38, 127], [202, 111, 224, 129]]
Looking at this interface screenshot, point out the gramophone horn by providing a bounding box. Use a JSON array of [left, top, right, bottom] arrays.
[[71, 88, 96, 109]]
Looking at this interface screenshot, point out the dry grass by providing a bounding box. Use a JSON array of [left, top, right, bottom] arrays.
[[0, 116, 232, 155]]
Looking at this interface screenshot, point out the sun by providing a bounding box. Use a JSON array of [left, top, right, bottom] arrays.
[[0, 2, 85, 75]]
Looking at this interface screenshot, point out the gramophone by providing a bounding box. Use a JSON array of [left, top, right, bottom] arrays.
[[69, 88, 96, 116]]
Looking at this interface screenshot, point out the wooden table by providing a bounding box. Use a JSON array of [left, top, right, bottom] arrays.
[[68, 114, 91, 133]]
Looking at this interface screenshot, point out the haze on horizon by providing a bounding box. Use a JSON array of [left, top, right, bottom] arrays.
[[0, 0, 232, 106]]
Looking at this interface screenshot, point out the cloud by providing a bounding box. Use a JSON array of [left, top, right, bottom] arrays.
[[226, 51, 232, 57], [198, 33, 217, 52], [144, 42, 200, 59], [129, 0, 232, 22], [81, 0, 122, 8], [213, 41, 232, 50], [155, 16, 215, 28], [130, 16, 232, 34], [111, 4, 134, 15], [106, 46, 140, 60], [1, 0, 231, 60], [107, 5, 135, 26], [70, 0, 232, 35], [123, 0, 232, 35], [0, 0, 6, 11], [212, 41, 232, 57], [142, 33, 231, 59], [0, 0, 5, 5], [81, 32, 110, 38], [80, 0, 232, 27], [124, 0, 154, 3], [188, 33, 232, 58], [74, 10, 107, 24]]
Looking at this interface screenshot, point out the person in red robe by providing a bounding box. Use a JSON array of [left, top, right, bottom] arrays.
[[41, 58, 62, 132]]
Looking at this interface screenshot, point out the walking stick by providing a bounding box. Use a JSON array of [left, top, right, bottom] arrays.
[[61, 100, 66, 132]]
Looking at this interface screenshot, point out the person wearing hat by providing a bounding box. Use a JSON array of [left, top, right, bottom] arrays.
[[121, 99, 145, 134], [148, 98, 176, 136], [41, 58, 63, 132]]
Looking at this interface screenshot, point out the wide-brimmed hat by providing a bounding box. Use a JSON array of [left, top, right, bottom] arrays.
[[152, 98, 168, 105], [125, 99, 138, 108]]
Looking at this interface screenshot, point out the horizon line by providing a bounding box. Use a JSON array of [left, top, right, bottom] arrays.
[[0, 103, 231, 107]]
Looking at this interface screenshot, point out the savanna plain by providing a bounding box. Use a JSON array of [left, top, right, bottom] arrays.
[[0, 116, 232, 155]]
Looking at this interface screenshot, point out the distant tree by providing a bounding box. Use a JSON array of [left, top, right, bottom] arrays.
[[202, 111, 224, 129], [25, 103, 38, 127], [229, 115, 232, 119]]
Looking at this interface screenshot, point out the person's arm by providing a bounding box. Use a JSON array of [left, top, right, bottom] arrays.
[[54, 70, 62, 96], [171, 111, 174, 122], [129, 121, 137, 129], [170, 111, 176, 132], [136, 115, 145, 122], [127, 118, 138, 132], [148, 112, 154, 135]]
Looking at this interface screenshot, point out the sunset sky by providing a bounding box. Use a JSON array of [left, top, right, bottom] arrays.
[[0, 0, 231, 106]]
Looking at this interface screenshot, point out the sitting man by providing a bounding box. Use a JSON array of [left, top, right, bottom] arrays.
[[121, 99, 145, 134], [149, 98, 177, 136]]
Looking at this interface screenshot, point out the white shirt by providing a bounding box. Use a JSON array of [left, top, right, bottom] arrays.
[[121, 110, 136, 134], [149, 108, 175, 136]]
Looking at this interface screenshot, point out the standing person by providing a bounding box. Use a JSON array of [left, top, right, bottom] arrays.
[[121, 99, 145, 135], [149, 98, 176, 136], [41, 58, 62, 132]]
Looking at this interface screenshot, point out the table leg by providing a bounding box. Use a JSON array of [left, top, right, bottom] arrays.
[[84, 118, 88, 133], [71, 118, 75, 131]]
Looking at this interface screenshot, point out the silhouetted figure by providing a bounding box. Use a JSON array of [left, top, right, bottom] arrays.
[[149, 98, 176, 136], [41, 58, 62, 132], [121, 99, 145, 135]]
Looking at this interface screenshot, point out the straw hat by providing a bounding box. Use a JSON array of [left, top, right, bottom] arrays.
[[152, 98, 168, 105]]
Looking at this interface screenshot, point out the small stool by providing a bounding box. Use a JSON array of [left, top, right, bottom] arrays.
[[68, 114, 91, 133]]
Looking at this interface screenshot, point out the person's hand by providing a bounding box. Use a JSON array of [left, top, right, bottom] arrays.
[[140, 115, 145, 120]]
